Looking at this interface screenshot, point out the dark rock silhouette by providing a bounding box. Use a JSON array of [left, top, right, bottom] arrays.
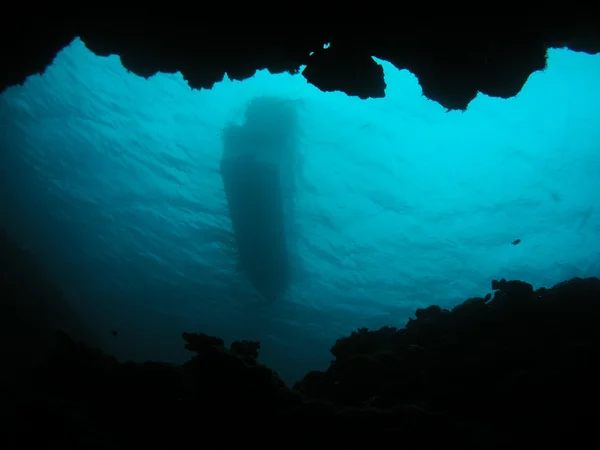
[[2, 19, 599, 110], [2, 228, 600, 448]]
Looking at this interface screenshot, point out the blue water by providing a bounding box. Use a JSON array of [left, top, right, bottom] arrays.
[[1, 39, 599, 383]]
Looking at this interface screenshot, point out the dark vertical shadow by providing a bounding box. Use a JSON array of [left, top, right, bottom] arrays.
[[220, 96, 300, 303]]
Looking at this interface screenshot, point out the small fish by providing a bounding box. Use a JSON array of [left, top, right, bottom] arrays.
[[111, 330, 118, 337], [511, 239, 521, 246]]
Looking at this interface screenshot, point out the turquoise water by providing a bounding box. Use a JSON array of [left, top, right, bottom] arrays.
[[1, 39, 598, 382]]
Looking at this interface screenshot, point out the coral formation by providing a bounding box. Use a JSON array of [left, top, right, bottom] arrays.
[[2, 228, 599, 448]]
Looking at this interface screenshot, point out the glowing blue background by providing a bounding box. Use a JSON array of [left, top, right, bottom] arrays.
[[1, 39, 599, 382]]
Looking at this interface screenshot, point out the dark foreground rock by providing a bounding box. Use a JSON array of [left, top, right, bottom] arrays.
[[1, 278, 599, 448], [2, 228, 600, 448]]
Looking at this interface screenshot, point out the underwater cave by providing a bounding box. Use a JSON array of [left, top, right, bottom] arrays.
[[1, 38, 599, 385]]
